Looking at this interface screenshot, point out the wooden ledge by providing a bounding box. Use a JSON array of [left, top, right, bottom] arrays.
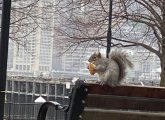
[[85, 83, 165, 99], [84, 108, 165, 116], [83, 108, 165, 120]]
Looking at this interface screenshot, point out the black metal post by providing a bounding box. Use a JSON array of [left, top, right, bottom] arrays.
[[0, 0, 11, 119], [106, 0, 113, 58]]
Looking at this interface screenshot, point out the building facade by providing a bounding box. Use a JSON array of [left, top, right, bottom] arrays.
[[7, 0, 54, 77]]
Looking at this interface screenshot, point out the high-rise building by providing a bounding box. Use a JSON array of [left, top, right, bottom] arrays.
[[7, 0, 54, 77]]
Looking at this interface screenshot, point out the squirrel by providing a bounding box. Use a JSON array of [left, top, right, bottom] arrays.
[[88, 50, 133, 87]]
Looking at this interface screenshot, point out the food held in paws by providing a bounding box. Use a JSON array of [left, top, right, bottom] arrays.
[[88, 63, 96, 75]]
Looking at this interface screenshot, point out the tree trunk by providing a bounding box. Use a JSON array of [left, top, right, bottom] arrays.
[[160, 1, 165, 87], [160, 53, 165, 86], [160, 73, 165, 86], [159, 34, 165, 86]]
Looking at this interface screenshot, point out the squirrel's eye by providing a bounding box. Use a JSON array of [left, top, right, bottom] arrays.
[[93, 56, 97, 59]]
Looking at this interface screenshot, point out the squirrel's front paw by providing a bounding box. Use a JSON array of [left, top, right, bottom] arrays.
[[88, 63, 96, 75]]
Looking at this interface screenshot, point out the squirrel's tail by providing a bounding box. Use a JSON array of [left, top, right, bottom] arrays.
[[110, 50, 133, 82]]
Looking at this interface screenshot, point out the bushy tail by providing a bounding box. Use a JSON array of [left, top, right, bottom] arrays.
[[110, 50, 133, 82]]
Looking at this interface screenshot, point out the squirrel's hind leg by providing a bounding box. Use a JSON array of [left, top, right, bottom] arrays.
[[98, 76, 108, 85], [95, 78, 106, 85], [99, 80, 107, 85], [107, 80, 118, 87]]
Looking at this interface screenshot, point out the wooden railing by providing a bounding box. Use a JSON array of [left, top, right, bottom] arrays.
[[37, 80, 165, 120]]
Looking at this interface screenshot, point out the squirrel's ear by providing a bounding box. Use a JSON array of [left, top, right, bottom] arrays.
[[97, 52, 101, 58]]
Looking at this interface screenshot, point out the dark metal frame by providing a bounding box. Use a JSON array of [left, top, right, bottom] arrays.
[[0, 0, 11, 119], [37, 80, 88, 120], [37, 101, 66, 120]]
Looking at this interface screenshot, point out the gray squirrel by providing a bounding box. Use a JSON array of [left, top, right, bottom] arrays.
[[88, 50, 133, 87]]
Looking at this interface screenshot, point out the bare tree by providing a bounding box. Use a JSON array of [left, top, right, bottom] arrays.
[[7, 0, 165, 86], [54, 0, 108, 47], [8, 0, 56, 47], [54, 0, 165, 86]]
